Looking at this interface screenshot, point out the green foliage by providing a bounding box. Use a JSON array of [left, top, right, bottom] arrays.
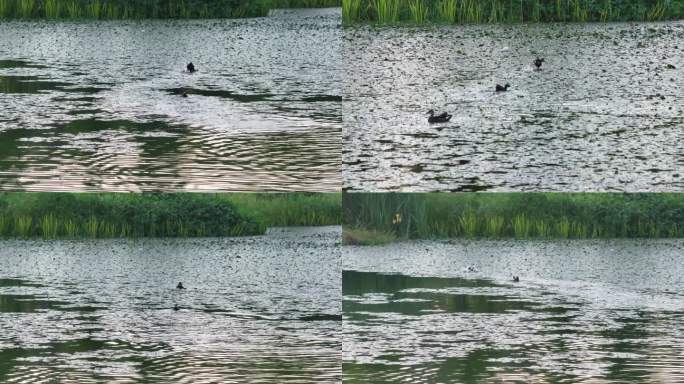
[[343, 0, 684, 23], [40, 214, 58, 239], [342, 0, 361, 23], [0, 193, 340, 239], [14, 216, 32, 238], [344, 193, 684, 241], [373, 0, 399, 23], [0, 0, 341, 19], [408, 0, 428, 23]]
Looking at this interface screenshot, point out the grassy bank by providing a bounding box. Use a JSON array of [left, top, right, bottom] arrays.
[[0, 0, 340, 20], [343, 193, 684, 244], [343, 0, 684, 24], [0, 192, 341, 239]]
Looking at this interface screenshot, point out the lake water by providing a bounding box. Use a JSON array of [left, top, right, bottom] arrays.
[[0, 8, 341, 192], [343, 239, 684, 382], [343, 22, 684, 192], [0, 226, 341, 383]]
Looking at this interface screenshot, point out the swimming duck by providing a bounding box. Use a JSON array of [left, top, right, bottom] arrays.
[[176, 282, 185, 289], [181, 91, 188, 98], [495, 84, 510, 92], [173, 304, 180, 311], [186, 62, 196, 73], [534, 57, 545, 70], [512, 276, 520, 282], [427, 109, 453, 123]]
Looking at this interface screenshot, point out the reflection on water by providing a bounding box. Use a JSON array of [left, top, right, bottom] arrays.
[[343, 22, 684, 192], [343, 240, 684, 383], [0, 8, 341, 191], [0, 227, 341, 383]]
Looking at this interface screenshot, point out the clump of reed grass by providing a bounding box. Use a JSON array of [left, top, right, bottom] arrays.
[[14, 216, 32, 238], [436, 0, 456, 23], [342, 0, 362, 23], [344, 193, 684, 242], [0, 193, 339, 240], [408, 0, 428, 23], [373, 0, 399, 23], [40, 214, 59, 239], [343, 0, 684, 24], [0, 0, 341, 20]]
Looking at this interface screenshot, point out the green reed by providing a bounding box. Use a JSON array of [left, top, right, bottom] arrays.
[[0, 192, 339, 239], [43, 0, 59, 17], [408, 0, 428, 23], [343, 0, 684, 24], [0, 0, 341, 20], [373, 0, 399, 23], [64, 220, 79, 237], [40, 214, 59, 239], [436, 0, 456, 22], [17, 0, 34, 17], [342, 0, 361, 23], [343, 193, 684, 244], [0, 215, 7, 234], [14, 216, 32, 238], [459, 212, 478, 238]]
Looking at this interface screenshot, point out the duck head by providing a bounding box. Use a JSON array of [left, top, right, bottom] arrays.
[[427, 109, 435, 116]]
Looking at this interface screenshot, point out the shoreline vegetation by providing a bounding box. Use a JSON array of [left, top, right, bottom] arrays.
[[0, 192, 341, 239], [343, 193, 684, 245], [0, 0, 341, 20], [343, 0, 684, 24]]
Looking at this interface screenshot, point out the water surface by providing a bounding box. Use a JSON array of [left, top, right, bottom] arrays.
[[0, 8, 341, 191], [344, 22, 684, 192], [0, 226, 341, 383], [343, 239, 684, 382]]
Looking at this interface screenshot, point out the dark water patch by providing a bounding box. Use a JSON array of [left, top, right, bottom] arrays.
[[0, 294, 68, 313], [301, 95, 343, 102], [66, 109, 105, 116], [165, 87, 275, 102], [297, 314, 342, 321], [60, 86, 110, 94], [51, 119, 182, 135], [0, 76, 71, 94], [0, 278, 43, 288], [0, 60, 46, 69]]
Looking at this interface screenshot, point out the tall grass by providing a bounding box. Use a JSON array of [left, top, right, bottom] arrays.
[[0, 193, 341, 239], [436, 0, 457, 22], [342, 0, 361, 23], [0, 0, 341, 19], [343, 0, 684, 24], [373, 0, 399, 23], [408, 0, 428, 23], [343, 193, 684, 242]]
